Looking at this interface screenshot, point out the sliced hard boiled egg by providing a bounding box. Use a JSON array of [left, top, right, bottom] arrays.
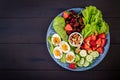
[[59, 41, 70, 53], [52, 34, 61, 46], [66, 51, 75, 63], [53, 46, 63, 59]]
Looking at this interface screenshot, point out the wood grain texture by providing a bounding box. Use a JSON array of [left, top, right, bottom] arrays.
[[0, 0, 120, 79], [0, 0, 119, 18], [0, 18, 119, 43], [0, 71, 120, 80], [0, 44, 119, 71]]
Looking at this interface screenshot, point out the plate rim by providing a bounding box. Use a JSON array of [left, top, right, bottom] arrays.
[[46, 8, 110, 71]]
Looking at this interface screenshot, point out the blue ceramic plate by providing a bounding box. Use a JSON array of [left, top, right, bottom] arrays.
[[46, 8, 110, 71]]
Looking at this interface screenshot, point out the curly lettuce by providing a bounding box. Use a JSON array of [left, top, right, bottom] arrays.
[[81, 6, 109, 38]]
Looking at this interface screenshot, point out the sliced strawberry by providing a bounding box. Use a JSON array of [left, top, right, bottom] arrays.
[[63, 11, 70, 19], [84, 43, 92, 51], [98, 33, 106, 39], [82, 43, 92, 53], [101, 39, 107, 47], [84, 36, 91, 43], [84, 43, 90, 49], [96, 38, 102, 47], [92, 46, 97, 51], [97, 47, 103, 54], [65, 24, 73, 31], [91, 35, 96, 41], [90, 40, 96, 47], [87, 48, 93, 53], [69, 63, 76, 69]]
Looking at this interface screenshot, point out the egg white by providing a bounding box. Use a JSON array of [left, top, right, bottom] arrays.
[[59, 41, 70, 53], [66, 51, 75, 63], [51, 34, 61, 46], [53, 46, 63, 59]]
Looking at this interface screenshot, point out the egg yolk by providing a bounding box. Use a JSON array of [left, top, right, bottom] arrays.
[[53, 37, 60, 44], [54, 50, 61, 57], [62, 44, 68, 51], [66, 55, 73, 61]]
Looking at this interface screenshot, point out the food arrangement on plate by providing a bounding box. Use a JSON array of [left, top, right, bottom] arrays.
[[46, 6, 110, 71]]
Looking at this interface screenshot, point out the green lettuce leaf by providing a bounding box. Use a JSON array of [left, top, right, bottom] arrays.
[[60, 53, 66, 63], [53, 16, 68, 42], [81, 6, 109, 38], [98, 21, 109, 34], [47, 36, 54, 54], [82, 23, 97, 38]]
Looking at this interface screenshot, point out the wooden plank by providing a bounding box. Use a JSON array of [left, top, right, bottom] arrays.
[[0, 18, 119, 43], [0, 71, 120, 80], [0, 0, 120, 18], [0, 44, 119, 71], [0, 18, 50, 43]]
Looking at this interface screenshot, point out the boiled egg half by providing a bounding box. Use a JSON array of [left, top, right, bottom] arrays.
[[59, 41, 70, 53], [66, 51, 75, 63], [52, 34, 61, 46], [53, 46, 63, 59]]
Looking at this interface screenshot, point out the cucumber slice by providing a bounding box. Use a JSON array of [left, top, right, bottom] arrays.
[[83, 60, 90, 67], [80, 58, 85, 65], [79, 50, 87, 57], [86, 55, 93, 63], [77, 58, 85, 67], [60, 53, 66, 63], [77, 61, 83, 67], [75, 54, 80, 62], [90, 51, 99, 59]]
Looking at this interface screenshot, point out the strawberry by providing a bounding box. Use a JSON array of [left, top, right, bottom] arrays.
[[84, 43, 92, 51], [101, 39, 107, 47], [65, 24, 73, 31], [63, 11, 70, 19], [69, 63, 76, 69], [90, 40, 96, 47], [84, 36, 91, 43], [97, 47, 103, 54], [87, 48, 93, 53], [91, 35, 96, 41], [98, 33, 106, 39], [92, 46, 97, 51], [96, 38, 102, 47], [84, 43, 90, 49]]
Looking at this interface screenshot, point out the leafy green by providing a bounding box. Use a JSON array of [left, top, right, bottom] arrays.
[[53, 16, 68, 42], [47, 36, 54, 54], [75, 54, 80, 62], [81, 6, 109, 38], [53, 16, 65, 28], [60, 53, 66, 63], [82, 23, 97, 38], [97, 21, 109, 34], [69, 45, 75, 52]]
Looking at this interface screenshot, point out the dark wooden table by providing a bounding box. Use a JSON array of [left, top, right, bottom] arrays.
[[0, 0, 120, 80]]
